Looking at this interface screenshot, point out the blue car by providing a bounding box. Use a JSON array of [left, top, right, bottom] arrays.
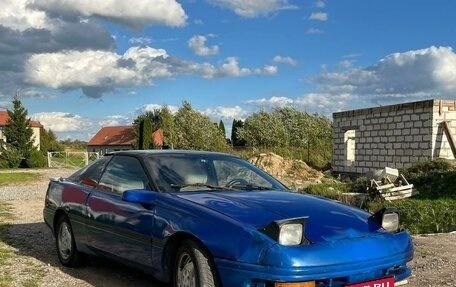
[[44, 150, 413, 287]]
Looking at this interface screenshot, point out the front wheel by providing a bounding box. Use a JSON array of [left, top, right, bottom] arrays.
[[55, 215, 84, 267], [174, 240, 218, 287]]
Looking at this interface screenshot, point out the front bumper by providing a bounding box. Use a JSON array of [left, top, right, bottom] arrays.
[[215, 255, 412, 287], [215, 232, 413, 287]]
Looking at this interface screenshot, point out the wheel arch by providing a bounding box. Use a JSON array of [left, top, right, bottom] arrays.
[[163, 231, 221, 285], [53, 209, 68, 235]]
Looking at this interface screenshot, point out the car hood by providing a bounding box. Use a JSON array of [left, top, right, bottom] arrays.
[[175, 190, 377, 243]]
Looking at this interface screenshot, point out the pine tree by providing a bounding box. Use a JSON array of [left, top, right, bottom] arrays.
[[40, 128, 63, 154], [3, 95, 35, 158], [160, 106, 175, 149], [218, 120, 226, 138], [134, 116, 153, 150]]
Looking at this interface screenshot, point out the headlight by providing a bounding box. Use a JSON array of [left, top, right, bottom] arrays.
[[382, 211, 399, 232], [260, 217, 310, 246], [279, 223, 303, 245], [369, 207, 400, 233]]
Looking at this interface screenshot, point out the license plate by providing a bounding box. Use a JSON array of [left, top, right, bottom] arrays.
[[345, 277, 394, 287]]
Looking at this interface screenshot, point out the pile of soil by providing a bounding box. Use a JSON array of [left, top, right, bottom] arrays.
[[249, 152, 324, 189]]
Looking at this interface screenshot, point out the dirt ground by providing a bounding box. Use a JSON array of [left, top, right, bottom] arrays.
[[0, 169, 455, 287]]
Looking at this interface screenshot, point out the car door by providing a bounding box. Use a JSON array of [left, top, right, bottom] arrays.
[[85, 155, 155, 268]]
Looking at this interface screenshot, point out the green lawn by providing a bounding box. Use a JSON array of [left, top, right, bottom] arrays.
[[0, 172, 41, 186]]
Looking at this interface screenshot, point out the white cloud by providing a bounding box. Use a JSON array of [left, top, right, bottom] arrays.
[[272, 55, 298, 66], [0, 0, 52, 31], [203, 105, 249, 120], [24, 46, 276, 97], [30, 0, 187, 28], [246, 96, 294, 108], [314, 1, 326, 8], [244, 94, 355, 115], [32, 112, 94, 132], [98, 115, 132, 127], [315, 46, 456, 103], [25, 50, 139, 95], [129, 37, 152, 45], [188, 35, 219, 56], [143, 103, 179, 114], [295, 93, 355, 114], [218, 57, 252, 77], [306, 27, 324, 34], [255, 65, 278, 75], [309, 12, 328, 21], [208, 0, 298, 18]]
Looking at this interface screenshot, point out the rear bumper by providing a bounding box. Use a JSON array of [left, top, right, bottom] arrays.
[[215, 250, 413, 287]]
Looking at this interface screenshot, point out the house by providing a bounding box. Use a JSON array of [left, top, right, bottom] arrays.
[[87, 126, 164, 154], [0, 110, 43, 150], [333, 99, 456, 174]]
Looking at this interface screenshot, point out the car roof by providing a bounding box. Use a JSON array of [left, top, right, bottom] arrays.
[[105, 149, 238, 158]]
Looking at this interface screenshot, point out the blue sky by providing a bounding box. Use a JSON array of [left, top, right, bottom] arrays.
[[2, 0, 456, 140]]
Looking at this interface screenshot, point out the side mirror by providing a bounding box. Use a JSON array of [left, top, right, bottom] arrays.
[[122, 189, 157, 205]]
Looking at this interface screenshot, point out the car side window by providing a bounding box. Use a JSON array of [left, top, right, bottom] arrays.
[[98, 155, 150, 194], [67, 156, 111, 188]]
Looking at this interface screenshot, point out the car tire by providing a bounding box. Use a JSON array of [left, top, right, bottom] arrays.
[[55, 215, 84, 267], [174, 240, 218, 287]]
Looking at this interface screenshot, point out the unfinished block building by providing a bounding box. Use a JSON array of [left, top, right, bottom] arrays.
[[332, 99, 456, 174]]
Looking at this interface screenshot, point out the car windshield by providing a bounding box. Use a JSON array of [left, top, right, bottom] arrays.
[[146, 153, 288, 193]]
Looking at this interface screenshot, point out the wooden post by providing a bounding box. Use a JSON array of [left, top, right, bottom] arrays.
[[442, 121, 456, 158]]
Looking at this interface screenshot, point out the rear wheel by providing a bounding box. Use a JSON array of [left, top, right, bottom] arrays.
[[174, 240, 218, 287], [55, 215, 84, 267]]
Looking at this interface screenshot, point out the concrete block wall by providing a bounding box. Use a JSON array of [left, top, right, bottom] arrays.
[[333, 100, 435, 174]]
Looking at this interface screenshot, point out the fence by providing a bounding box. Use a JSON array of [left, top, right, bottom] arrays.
[[47, 151, 100, 168]]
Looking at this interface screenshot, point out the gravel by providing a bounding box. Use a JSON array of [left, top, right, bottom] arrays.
[[0, 168, 455, 286]]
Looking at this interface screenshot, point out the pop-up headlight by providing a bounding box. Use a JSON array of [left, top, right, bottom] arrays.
[[369, 207, 400, 233], [260, 217, 310, 246]]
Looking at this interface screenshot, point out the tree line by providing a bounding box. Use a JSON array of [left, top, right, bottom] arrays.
[[1, 96, 333, 169], [0, 96, 62, 168], [135, 104, 332, 169]]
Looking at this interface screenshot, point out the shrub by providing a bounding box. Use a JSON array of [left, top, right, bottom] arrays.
[[367, 198, 456, 234], [402, 159, 456, 199], [0, 147, 22, 168], [349, 176, 370, 193], [25, 149, 47, 168]]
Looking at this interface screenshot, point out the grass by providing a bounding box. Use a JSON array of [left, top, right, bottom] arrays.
[[0, 202, 14, 286], [22, 263, 46, 287], [0, 202, 46, 287], [0, 172, 41, 186], [0, 273, 13, 287]]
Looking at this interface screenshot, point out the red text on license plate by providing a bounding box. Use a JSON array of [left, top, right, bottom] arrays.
[[345, 276, 394, 287]]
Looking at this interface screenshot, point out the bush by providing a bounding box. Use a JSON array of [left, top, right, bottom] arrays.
[[25, 149, 47, 168], [0, 147, 22, 168], [401, 159, 456, 199], [367, 198, 456, 234]]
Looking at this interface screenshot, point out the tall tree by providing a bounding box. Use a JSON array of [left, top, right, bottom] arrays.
[[238, 110, 285, 148], [218, 120, 226, 137], [40, 128, 63, 154], [174, 101, 228, 151], [134, 115, 153, 149], [231, 119, 246, 147], [3, 95, 35, 158], [160, 106, 176, 149]]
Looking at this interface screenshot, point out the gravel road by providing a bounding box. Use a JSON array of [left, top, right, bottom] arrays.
[[0, 168, 455, 287]]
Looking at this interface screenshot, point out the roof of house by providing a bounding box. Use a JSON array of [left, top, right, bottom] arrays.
[[0, 110, 43, 128], [88, 125, 164, 147]]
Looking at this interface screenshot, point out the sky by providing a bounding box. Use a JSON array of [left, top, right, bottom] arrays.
[[2, 0, 456, 140]]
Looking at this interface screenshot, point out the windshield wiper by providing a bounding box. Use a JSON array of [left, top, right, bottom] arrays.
[[170, 183, 230, 191], [228, 184, 273, 191]]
